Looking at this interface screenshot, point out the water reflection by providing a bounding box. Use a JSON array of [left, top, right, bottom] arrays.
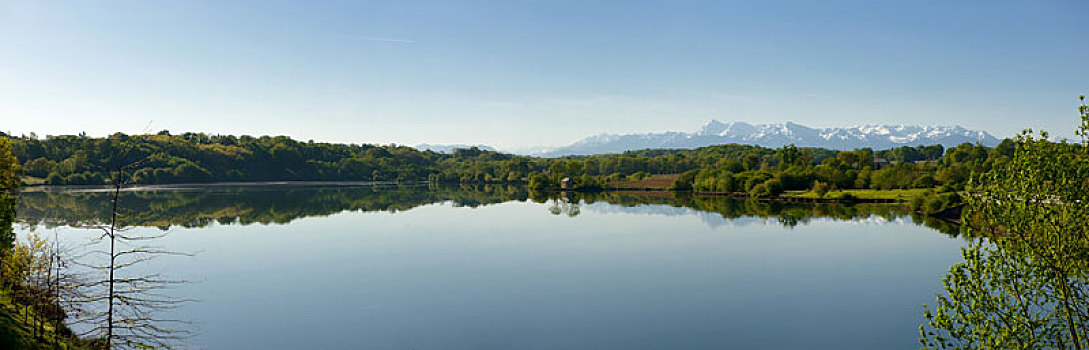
[[17, 184, 961, 236], [15, 184, 974, 349]]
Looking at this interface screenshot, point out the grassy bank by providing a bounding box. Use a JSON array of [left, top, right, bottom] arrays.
[[0, 289, 88, 350], [18, 177, 46, 186]]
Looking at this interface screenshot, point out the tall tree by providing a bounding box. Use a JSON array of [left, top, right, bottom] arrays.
[[0, 137, 20, 286], [922, 96, 1089, 349]]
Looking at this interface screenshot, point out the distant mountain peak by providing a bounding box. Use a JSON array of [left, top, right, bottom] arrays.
[[415, 143, 497, 153], [533, 121, 1000, 157]]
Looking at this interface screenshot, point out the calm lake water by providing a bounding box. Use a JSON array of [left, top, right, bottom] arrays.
[[16, 184, 968, 349]]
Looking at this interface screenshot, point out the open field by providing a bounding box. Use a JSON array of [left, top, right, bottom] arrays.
[[19, 176, 46, 186]]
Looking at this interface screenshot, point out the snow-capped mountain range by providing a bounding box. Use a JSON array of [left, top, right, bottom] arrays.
[[535, 121, 1000, 156], [415, 144, 497, 153]]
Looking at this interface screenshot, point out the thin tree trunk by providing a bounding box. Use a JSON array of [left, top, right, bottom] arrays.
[[106, 166, 122, 350], [1059, 279, 1083, 350]]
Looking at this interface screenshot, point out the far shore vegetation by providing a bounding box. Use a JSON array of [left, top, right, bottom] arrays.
[[3, 95, 1088, 349], [4, 127, 1006, 218], [1, 136, 94, 349]]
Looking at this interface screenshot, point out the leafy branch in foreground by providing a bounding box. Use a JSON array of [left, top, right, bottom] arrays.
[[921, 96, 1089, 349]]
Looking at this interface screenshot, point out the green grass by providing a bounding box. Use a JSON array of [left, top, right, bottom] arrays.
[[1, 289, 39, 350], [19, 177, 45, 186], [782, 188, 930, 200], [0, 289, 88, 350], [0, 304, 29, 350]]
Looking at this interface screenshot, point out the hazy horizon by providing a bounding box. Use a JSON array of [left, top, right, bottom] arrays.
[[2, 1, 1086, 149]]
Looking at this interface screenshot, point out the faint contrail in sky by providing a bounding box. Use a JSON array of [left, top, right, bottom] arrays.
[[360, 37, 415, 43]]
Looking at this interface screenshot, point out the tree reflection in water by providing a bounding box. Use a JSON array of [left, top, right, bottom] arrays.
[[18, 184, 961, 235], [19, 183, 989, 348]]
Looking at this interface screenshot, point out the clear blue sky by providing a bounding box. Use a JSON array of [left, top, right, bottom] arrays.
[[1, 0, 1085, 149]]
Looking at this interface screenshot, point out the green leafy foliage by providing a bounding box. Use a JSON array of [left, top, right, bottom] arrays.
[[687, 143, 1002, 198], [921, 96, 1089, 349], [8, 132, 1007, 202], [922, 243, 1069, 349], [670, 169, 699, 190], [811, 181, 830, 198], [0, 137, 18, 265]]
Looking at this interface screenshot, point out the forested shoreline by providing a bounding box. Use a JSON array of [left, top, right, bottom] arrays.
[[4, 131, 1003, 200], [13, 183, 961, 235], [1, 136, 92, 349], [4, 99, 1089, 348]]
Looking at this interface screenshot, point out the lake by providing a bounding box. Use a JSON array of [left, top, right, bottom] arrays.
[[16, 184, 968, 349]]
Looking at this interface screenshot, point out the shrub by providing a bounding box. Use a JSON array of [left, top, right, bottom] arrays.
[[749, 178, 784, 198], [776, 171, 812, 191], [921, 193, 962, 214], [910, 195, 926, 211], [528, 173, 554, 190], [827, 191, 856, 201], [764, 179, 784, 196], [922, 196, 946, 214], [45, 172, 63, 185], [912, 175, 938, 188], [749, 183, 769, 197], [811, 181, 831, 198], [670, 169, 699, 190], [578, 174, 603, 191]]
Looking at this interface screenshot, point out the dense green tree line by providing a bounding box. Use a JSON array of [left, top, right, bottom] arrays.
[[13, 132, 709, 186], [676, 142, 1008, 198], [16, 183, 964, 235], [6, 130, 1000, 195], [13, 132, 443, 185]]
